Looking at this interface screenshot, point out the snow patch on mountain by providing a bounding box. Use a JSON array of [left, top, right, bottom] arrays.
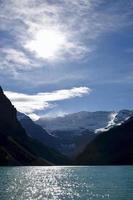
[[95, 112, 117, 133], [108, 112, 118, 127], [95, 110, 133, 133]]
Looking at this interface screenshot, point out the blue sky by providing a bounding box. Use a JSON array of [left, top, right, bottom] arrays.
[[0, 0, 133, 119]]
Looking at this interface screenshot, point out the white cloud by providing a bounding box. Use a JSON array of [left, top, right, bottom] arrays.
[[5, 86, 91, 115], [0, 0, 92, 66], [1, 48, 30, 65], [0, 0, 132, 74]]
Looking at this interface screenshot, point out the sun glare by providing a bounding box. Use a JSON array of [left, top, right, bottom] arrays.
[[25, 29, 67, 60]]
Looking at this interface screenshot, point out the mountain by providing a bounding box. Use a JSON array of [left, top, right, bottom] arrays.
[[37, 111, 113, 132], [17, 112, 58, 149], [0, 86, 68, 166], [77, 116, 133, 165], [36, 110, 133, 157], [17, 112, 93, 158]]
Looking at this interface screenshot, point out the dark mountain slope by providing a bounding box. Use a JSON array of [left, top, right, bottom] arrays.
[[77, 117, 133, 165], [17, 112, 58, 149], [0, 86, 68, 165]]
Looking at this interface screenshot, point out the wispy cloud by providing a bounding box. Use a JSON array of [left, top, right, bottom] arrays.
[[5, 86, 91, 115], [0, 0, 132, 75], [0, 48, 31, 68]]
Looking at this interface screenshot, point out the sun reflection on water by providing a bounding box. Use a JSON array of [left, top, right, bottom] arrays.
[[0, 166, 132, 200]]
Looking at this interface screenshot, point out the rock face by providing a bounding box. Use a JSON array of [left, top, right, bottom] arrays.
[[77, 117, 133, 165], [0, 86, 19, 130], [0, 86, 27, 146], [0, 87, 68, 166]]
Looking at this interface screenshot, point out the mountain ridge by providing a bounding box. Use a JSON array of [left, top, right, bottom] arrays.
[[37, 110, 133, 132], [0, 86, 68, 165], [77, 116, 133, 165]]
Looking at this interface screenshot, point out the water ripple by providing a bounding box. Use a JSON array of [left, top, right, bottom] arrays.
[[0, 166, 132, 200]]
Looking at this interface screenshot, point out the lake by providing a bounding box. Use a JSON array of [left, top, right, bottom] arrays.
[[0, 166, 132, 200]]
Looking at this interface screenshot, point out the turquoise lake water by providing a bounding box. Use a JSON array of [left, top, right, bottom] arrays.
[[0, 166, 132, 200]]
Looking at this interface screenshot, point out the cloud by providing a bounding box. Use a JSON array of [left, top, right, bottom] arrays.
[[0, 0, 132, 74], [28, 113, 40, 121], [5, 86, 91, 115], [0, 48, 31, 68], [0, 0, 91, 68], [0, 47, 43, 76]]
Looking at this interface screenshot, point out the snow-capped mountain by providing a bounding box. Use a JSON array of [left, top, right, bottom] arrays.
[[114, 110, 133, 124], [77, 116, 133, 165], [37, 110, 133, 133], [37, 111, 113, 132], [35, 110, 133, 158], [17, 110, 133, 158]]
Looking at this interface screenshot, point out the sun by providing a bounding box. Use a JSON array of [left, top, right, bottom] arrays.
[[25, 29, 67, 60]]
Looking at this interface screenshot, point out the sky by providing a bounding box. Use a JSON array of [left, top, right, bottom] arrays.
[[0, 0, 133, 120]]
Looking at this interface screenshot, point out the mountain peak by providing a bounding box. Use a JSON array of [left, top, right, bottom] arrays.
[[0, 86, 3, 93]]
